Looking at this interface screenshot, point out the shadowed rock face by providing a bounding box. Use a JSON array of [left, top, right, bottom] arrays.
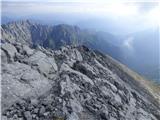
[[1, 41, 160, 120]]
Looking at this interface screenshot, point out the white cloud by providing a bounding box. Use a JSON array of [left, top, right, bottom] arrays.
[[123, 36, 134, 51]]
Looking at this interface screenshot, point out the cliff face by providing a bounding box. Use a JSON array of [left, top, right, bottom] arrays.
[[1, 40, 160, 120], [1, 20, 52, 46]]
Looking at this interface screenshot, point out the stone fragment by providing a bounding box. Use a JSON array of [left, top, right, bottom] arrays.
[[23, 111, 32, 120], [22, 45, 34, 56], [39, 106, 46, 116]]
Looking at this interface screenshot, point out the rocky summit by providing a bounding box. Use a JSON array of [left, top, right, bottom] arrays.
[[1, 41, 160, 120]]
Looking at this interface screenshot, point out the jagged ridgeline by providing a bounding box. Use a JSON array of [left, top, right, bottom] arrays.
[[1, 20, 160, 120], [1, 20, 122, 60]]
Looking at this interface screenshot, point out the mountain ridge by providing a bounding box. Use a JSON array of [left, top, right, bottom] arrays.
[[1, 40, 160, 120], [1, 20, 122, 60]]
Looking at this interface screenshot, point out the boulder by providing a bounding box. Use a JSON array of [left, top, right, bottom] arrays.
[[1, 43, 17, 62], [22, 45, 34, 56], [1, 62, 52, 111], [67, 112, 79, 120], [1, 49, 8, 63], [23, 111, 32, 120], [25, 51, 58, 76]]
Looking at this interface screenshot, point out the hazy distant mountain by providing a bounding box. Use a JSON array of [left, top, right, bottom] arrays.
[[1, 20, 122, 60], [76, 18, 154, 35], [120, 27, 159, 83], [1, 16, 13, 24]]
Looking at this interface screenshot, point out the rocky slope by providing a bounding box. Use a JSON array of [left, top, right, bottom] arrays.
[[2, 20, 160, 84], [1, 41, 160, 120]]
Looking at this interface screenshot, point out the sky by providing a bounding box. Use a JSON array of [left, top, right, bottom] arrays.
[[1, 0, 160, 2], [1, 0, 160, 34], [2, 0, 159, 17]]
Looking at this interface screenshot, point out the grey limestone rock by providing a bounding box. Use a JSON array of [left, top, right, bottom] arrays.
[[1, 43, 17, 62], [22, 45, 34, 56], [1, 43, 160, 120]]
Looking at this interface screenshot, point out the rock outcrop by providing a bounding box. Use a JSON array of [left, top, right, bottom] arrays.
[[1, 41, 160, 120]]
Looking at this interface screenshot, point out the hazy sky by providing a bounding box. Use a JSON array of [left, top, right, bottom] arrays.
[[2, 0, 159, 17], [2, 0, 160, 2], [1, 0, 160, 34]]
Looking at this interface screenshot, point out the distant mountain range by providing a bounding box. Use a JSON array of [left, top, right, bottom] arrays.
[[1, 20, 122, 60], [1, 20, 159, 83]]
